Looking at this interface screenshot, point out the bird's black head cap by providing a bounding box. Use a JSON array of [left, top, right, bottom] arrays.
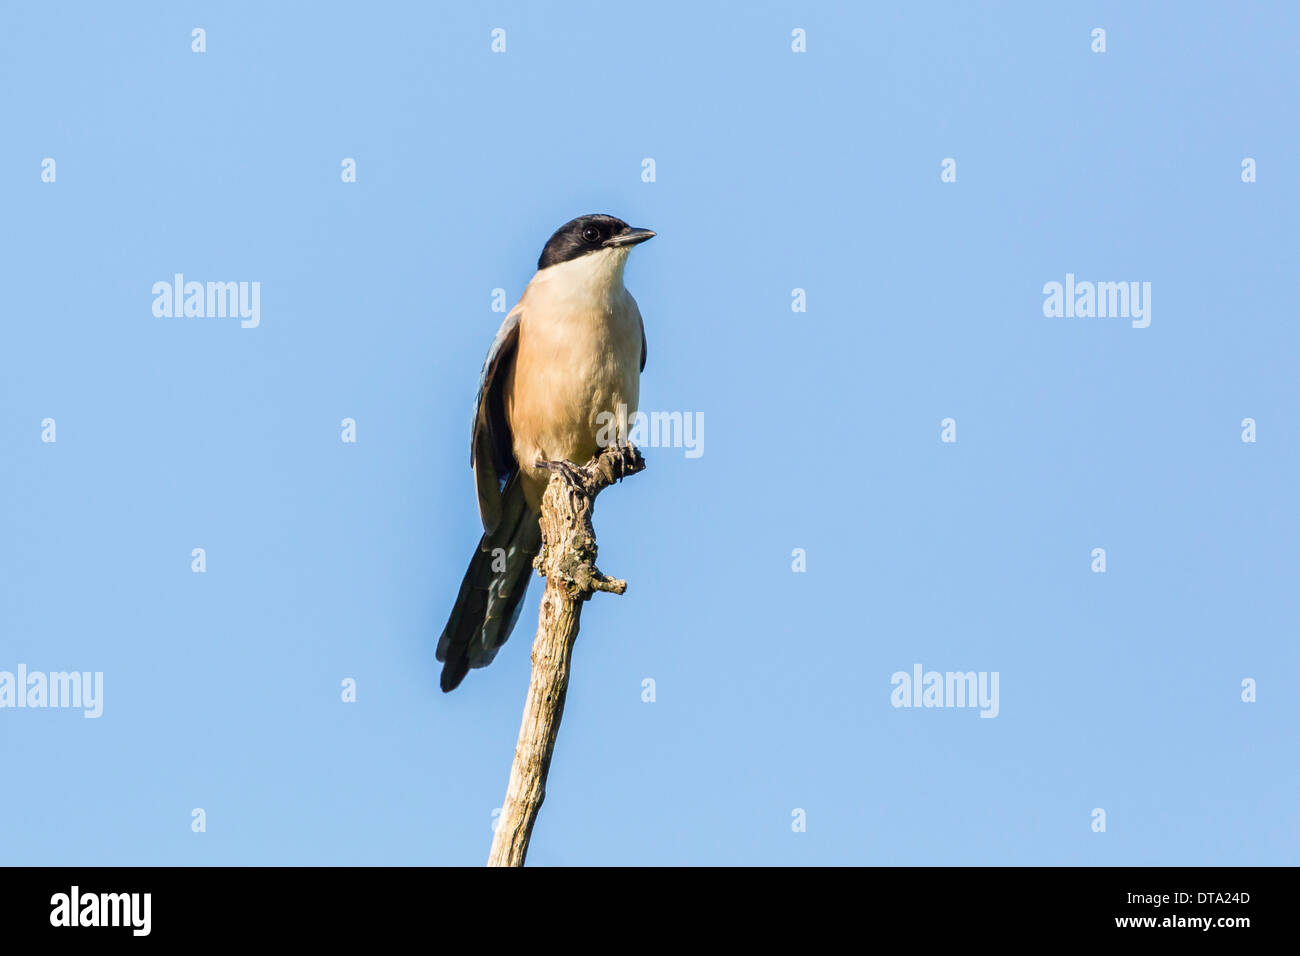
[[537, 214, 655, 270]]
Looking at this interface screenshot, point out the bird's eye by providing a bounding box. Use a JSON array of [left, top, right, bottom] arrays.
[[581, 226, 600, 243]]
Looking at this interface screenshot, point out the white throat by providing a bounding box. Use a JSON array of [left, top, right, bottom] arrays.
[[534, 246, 630, 305]]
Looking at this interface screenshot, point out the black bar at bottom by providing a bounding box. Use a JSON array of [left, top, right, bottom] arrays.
[[0, 865, 1280, 941]]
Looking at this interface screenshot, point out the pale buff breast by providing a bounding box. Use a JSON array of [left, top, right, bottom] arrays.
[[504, 248, 643, 511]]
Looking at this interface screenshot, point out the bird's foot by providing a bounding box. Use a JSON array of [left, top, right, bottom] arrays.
[[536, 443, 645, 497], [536, 457, 587, 492], [595, 440, 644, 485]]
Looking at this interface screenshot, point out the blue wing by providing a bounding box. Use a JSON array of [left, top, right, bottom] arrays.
[[471, 308, 521, 534]]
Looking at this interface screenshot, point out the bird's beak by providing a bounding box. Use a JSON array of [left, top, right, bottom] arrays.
[[604, 227, 656, 248]]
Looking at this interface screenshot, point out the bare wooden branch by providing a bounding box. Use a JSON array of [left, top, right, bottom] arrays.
[[486, 442, 646, 867]]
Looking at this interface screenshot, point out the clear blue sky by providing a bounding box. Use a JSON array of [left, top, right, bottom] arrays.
[[2, 1, 1296, 865]]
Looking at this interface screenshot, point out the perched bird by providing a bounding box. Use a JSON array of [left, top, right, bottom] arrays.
[[437, 214, 655, 692]]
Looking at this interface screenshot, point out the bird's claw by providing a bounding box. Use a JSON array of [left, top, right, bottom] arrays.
[[536, 442, 644, 495], [596, 440, 644, 484], [536, 457, 586, 491]]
